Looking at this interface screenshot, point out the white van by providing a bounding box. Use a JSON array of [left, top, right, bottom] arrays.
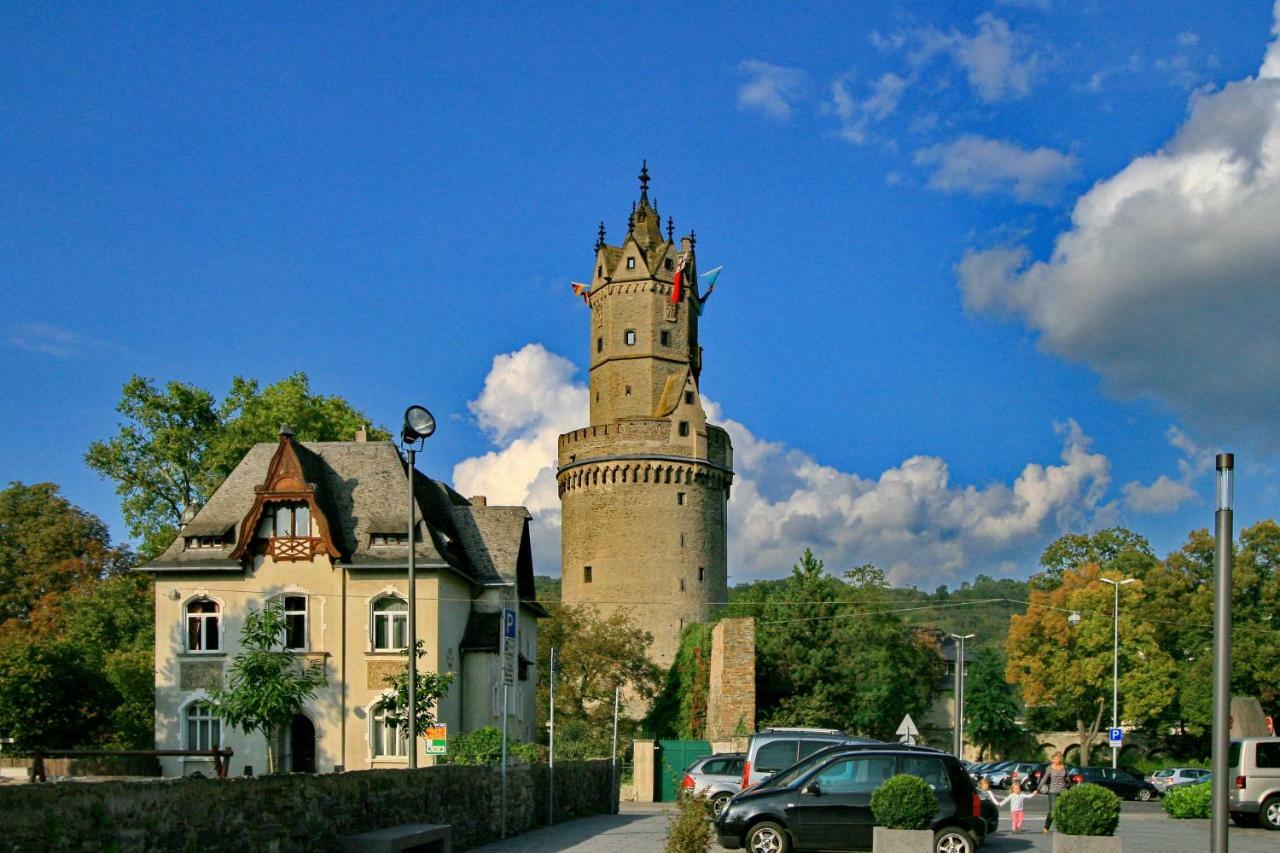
[[1228, 736, 1280, 830]]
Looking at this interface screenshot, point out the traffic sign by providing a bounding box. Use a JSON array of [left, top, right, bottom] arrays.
[[424, 725, 448, 756], [897, 714, 919, 745], [1108, 727, 1123, 747], [501, 607, 517, 686]]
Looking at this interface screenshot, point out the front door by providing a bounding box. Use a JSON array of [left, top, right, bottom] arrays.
[[289, 714, 316, 773], [790, 754, 896, 851]]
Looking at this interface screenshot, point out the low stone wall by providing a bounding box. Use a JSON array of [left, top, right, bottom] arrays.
[[0, 760, 614, 852]]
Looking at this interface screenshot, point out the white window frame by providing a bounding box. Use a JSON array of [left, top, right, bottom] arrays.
[[280, 593, 308, 651], [184, 596, 223, 654], [183, 698, 222, 751], [371, 595, 409, 652], [369, 699, 408, 760]]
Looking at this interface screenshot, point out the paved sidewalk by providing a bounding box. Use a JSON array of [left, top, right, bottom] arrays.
[[469, 801, 1277, 852]]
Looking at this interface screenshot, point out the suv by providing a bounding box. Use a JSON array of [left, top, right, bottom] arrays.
[[716, 744, 986, 852], [682, 753, 746, 818], [742, 728, 876, 788], [1229, 736, 1280, 829]]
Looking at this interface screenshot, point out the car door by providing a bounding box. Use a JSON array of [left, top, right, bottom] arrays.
[[789, 754, 896, 851]]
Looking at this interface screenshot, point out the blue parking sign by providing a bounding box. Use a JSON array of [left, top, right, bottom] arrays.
[[504, 608, 517, 639], [1108, 727, 1123, 746]]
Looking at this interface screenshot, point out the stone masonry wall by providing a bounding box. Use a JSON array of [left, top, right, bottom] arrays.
[[0, 760, 614, 852], [706, 617, 756, 741]]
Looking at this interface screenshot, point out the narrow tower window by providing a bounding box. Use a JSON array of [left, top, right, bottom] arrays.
[[684, 391, 694, 405], [596, 337, 603, 353], [625, 385, 631, 396], [626, 257, 636, 269], [679, 579, 686, 592], [665, 258, 673, 270], [660, 331, 670, 347], [677, 492, 686, 506], [584, 566, 593, 584], [680, 533, 685, 548], [624, 329, 636, 346], [597, 265, 603, 277], [678, 421, 690, 436], [699, 567, 705, 582]]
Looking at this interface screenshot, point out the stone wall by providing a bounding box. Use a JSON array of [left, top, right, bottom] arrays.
[[706, 617, 756, 741], [0, 760, 614, 852]]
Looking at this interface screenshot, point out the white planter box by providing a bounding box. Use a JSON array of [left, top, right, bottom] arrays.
[[1053, 834, 1122, 853], [872, 827, 933, 853]]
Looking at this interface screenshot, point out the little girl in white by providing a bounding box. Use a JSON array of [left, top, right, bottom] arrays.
[[994, 781, 1036, 833]]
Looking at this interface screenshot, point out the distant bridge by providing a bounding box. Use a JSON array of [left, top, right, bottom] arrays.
[[1034, 729, 1153, 764]]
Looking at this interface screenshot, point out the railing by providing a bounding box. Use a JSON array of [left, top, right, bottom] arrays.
[[268, 536, 322, 561], [30, 748, 234, 782]]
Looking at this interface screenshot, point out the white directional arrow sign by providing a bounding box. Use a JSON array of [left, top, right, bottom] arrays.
[[896, 714, 920, 745]]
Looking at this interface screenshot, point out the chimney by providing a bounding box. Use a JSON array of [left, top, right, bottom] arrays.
[[355, 424, 368, 443], [469, 496, 488, 507]]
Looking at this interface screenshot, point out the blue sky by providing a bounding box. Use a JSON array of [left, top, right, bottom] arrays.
[[4, 1, 1279, 587]]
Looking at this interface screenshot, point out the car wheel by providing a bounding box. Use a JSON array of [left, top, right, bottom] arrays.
[[1137, 787, 1152, 801], [746, 821, 790, 853], [934, 827, 976, 853], [1231, 812, 1259, 828], [710, 792, 733, 819], [1262, 795, 1280, 831]]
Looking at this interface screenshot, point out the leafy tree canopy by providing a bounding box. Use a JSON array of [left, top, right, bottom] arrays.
[[86, 372, 389, 559]]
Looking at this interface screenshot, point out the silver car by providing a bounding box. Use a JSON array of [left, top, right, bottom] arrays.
[[1149, 767, 1210, 793], [681, 752, 745, 818]]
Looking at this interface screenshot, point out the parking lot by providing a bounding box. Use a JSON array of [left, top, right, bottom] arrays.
[[469, 800, 1277, 853]]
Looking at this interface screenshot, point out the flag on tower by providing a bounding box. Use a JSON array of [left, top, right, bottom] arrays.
[[570, 281, 591, 305], [670, 252, 689, 304], [694, 266, 722, 315]]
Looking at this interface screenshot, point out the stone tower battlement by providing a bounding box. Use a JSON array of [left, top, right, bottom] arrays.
[[558, 164, 732, 669]]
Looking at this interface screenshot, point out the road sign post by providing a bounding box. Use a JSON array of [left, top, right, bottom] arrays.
[[897, 714, 920, 746], [1108, 727, 1124, 750]]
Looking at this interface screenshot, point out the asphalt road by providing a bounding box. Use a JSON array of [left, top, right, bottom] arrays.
[[469, 800, 1278, 852]]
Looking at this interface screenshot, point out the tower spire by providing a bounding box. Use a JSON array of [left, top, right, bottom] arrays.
[[596, 221, 606, 251], [667, 216, 674, 242], [638, 159, 650, 204]]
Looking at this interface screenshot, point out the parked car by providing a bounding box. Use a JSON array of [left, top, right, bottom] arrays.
[[1068, 766, 1160, 801], [717, 744, 989, 852], [741, 728, 877, 789], [986, 762, 1040, 789], [1166, 772, 1211, 791], [1150, 767, 1210, 793], [1228, 736, 1280, 829], [682, 753, 746, 818]]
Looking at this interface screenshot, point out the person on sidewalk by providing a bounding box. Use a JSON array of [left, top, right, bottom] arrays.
[[993, 781, 1036, 833], [1038, 752, 1073, 833]]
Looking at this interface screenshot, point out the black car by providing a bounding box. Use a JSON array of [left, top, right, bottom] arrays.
[[1069, 766, 1160, 801], [716, 745, 988, 852]]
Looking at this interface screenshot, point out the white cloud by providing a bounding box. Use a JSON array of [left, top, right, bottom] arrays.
[[957, 8, 1280, 447], [453, 344, 1124, 587], [6, 322, 107, 358], [830, 72, 909, 143], [737, 60, 807, 120], [901, 14, 1041, 103], [1122, 476, 1196, 513], [914, 135, 1080, 204]]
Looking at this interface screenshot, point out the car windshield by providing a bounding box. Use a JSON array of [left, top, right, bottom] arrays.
[[757, 750, 838, 789]]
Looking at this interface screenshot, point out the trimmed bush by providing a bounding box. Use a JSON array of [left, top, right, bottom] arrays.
[[870, 774, 938, 830], [1053, 783, 1121, 836], [665, 785, 713, 853], [1163, 781, 1212, 819]]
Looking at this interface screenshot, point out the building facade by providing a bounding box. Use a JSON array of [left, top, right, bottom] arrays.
[[558, 166, 734, 668], [141, 428, 541, 777]]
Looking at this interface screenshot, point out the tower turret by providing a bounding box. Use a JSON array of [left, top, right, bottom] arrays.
[[559, 165, 733, 670]]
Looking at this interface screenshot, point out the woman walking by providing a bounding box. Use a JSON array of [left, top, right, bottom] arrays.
[[1038, 752, 1072, 833]]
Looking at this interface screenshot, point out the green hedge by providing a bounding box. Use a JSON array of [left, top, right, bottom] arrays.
[[1163, 781, 1212, 819], [444, 726, 539, 765], [871, 774, 938, 830], [1053, 784, 1121, 836]]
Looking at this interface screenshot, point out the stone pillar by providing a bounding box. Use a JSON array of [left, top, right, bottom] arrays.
[[706, 617, 756, 741], [632, 739, 657, 803]]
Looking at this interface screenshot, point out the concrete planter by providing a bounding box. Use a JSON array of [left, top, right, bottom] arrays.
[[1053, 834, 1122, 853], [872, 827, 933, 853]]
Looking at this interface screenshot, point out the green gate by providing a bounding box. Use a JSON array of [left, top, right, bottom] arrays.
[[656, 739, 712, 802]]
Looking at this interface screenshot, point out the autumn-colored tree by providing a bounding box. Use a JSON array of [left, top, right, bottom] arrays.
[[1006, 562, 1176, 765]]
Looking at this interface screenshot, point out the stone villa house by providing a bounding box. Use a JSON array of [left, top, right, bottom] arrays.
[[140, 427, 542, 776]]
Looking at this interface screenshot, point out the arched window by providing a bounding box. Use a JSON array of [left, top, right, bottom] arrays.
[[372, 596, 408, 651], [186, 598, 221, 652], [371, 703, 407, 758], [282, 594, 307, 651], [186, 701, 221, 750]]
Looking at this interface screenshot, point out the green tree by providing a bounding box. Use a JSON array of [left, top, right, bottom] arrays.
[[87, 372, 389, 559], [963, 648, 1031, 760], [0, 481, 131, 626], [0, 631, 120, 749], [536, 602, 663, 757], [208, 601, 327, 773], [376, 641, 454, 739], [1036, 528, 1159, 589]]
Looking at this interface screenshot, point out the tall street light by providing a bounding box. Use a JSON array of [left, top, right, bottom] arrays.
[[1100, 576, 1137, 769], [1211, 453, 1234, 853], [401, 405, 436, 769], [949, 633, 974, 759]]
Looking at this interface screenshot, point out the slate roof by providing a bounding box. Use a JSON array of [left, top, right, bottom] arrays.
[[141, 439, 537, 597]]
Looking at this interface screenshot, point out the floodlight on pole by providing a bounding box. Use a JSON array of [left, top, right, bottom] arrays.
[[1100, 576, 1137, 768], [399, 405, 436, 770]]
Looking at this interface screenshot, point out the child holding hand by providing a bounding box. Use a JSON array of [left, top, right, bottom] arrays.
[[994, 781, 1036, 833]]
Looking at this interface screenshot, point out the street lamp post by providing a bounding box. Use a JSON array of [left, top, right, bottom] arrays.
[[1211, 453, 1234, 853], [949, 633, 974, 759], [400, 405, 436, 770], [1100, 576, 1137, 769]]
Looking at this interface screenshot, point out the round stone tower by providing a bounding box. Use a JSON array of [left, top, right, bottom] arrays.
[[558, 164, 733, 669]]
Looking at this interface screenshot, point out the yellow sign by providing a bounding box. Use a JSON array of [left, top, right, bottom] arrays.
[[424, 725, 448, 755]]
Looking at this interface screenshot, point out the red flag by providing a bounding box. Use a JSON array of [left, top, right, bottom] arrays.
[[671, 253, 688, 304]]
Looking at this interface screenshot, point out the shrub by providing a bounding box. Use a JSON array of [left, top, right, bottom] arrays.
[[1053, 783, 1121, 836], [665, 785, 713, 853], [445, 726, 539, 765], [1163, 781, 1212, 819], [870, 774, 938, 830]]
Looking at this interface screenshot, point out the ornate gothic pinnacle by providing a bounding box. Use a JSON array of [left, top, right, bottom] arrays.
[[639, 159, 650, 201], [667, 216, 674, 242], [596, 221, 606, 250]]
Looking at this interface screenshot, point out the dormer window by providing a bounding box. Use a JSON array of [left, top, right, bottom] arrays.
[[371, 533, 408, 546], [684, 391, 694, 405], [626, 257, 636, 269], [257, 502, 311, 538], [186, 535, 225, 549], [678, 421, 690, 437]]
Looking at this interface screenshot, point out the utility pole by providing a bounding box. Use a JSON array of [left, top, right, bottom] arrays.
[[1101, 577, 1136, 768], [949, 633, 974, 759], [1211, 453, 1234, 853], [548, 647, 556, 825]]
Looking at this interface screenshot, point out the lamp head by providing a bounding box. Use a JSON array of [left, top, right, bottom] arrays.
[[401, 405, 436, 445], [1068, 611, 1082, 626]]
